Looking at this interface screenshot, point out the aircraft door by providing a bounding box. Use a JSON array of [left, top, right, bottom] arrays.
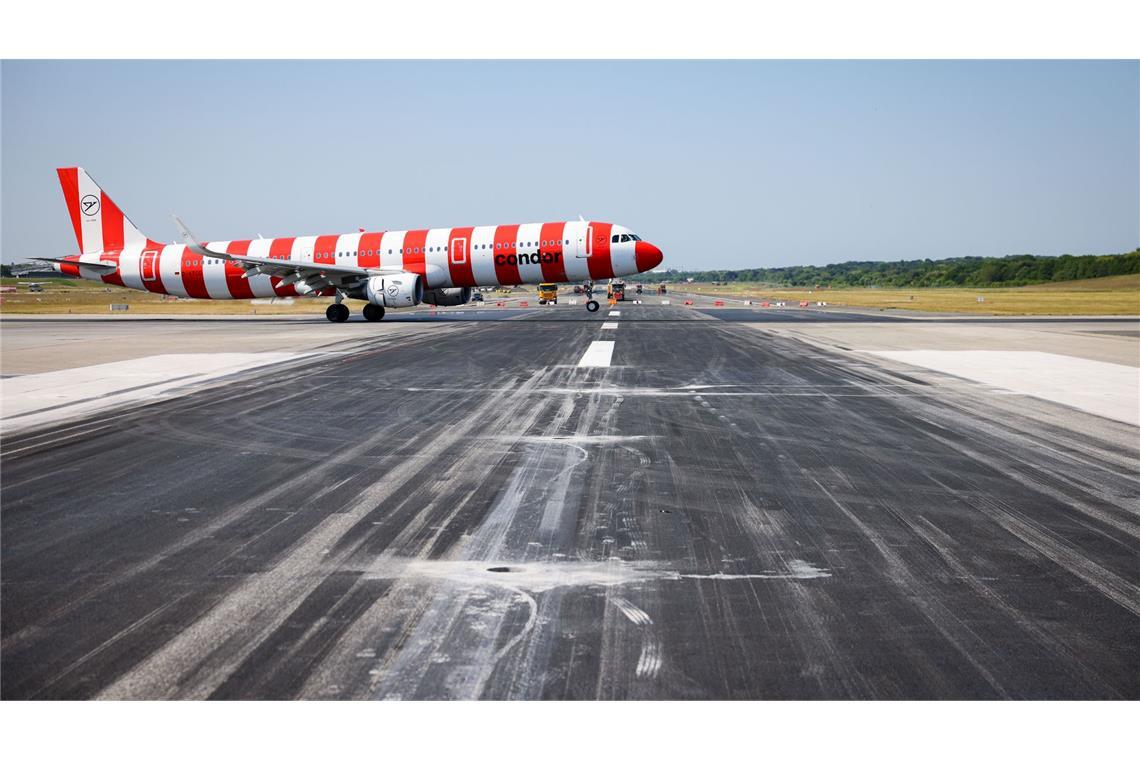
[[450, 238, 467, 265], [140, 249, 159, 281], [578, 224, 592, 258]]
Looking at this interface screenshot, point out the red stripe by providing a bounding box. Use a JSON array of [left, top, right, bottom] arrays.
[[538, 221, 568, 283], [586, 221, 615, 280], [446, 227, 475, 287], [268, 237, 295, 296], [139, 240, 168, 295], [313, 234, 338, 267], [56, 168, 83, 252], [180, 247, 209, 298], [99, 249, 125, 287], [224, 240, 255, 298], [100, 191, 125, 252], [402, 229, 429, 276], [491, 224, 522, 285], [358, 232, 384, 268]]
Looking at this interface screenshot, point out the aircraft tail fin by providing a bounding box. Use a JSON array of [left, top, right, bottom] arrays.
[[56, 167, 149, 254]]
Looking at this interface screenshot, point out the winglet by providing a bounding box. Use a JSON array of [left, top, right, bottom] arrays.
[[172, 213, 199, 246], [172, 214, 227, 259]]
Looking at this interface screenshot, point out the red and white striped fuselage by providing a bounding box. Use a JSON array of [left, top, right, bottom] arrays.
[[58, 220, 664, 299]]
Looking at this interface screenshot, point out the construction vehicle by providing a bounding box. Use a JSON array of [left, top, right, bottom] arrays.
[[608, 281, 626, 302], [537, 283, 558, 304]]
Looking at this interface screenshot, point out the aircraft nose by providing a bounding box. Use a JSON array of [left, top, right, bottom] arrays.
[[635, 241, 663, 272]]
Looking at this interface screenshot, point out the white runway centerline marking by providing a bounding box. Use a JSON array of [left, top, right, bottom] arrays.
[[609, 310, 621, 316], [577, 340, 616, 367], [601, 322, 619, 330], [868, 350, 1140, 426]]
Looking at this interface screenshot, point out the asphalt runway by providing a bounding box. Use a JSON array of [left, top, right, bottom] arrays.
[[2, 301, 1138, 699]]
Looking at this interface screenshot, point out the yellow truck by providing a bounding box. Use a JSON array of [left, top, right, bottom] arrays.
[[538, 283, 558, 305]]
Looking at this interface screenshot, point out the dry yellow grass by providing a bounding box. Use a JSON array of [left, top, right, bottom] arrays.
[[2, 276, 1136, 316], [0, 280, 335, 315], [679, 274, 1140, 316]]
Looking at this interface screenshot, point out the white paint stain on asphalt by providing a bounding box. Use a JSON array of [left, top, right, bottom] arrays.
[[577, 340, 616, 367], [357, 557, 832, 592]]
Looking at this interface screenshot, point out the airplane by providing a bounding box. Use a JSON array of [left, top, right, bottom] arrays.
[[36, 168, 664, 322]]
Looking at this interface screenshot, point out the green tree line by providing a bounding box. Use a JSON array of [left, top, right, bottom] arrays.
[[631, 250, 1140, 287]]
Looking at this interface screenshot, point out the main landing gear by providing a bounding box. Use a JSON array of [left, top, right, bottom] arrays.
[[325, 303, 386, 323], [585, 300, 600, 313]]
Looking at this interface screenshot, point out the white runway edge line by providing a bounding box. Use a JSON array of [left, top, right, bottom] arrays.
[[868, 350, 1140, 426], [602, 322, 619, 330], [577, 340, 616, 367]]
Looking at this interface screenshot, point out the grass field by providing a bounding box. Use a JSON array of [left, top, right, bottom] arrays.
[[0, 278, 340, 314], [676, 273, 1140, 316], [1, 275, 1136, 316]]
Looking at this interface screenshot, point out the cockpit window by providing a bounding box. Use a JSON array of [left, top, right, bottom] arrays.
[[630, 234, 641, 241]]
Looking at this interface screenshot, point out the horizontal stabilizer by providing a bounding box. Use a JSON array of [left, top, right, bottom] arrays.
[[30, 256, 118, 274]]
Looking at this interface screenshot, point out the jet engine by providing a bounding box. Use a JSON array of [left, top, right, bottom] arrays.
[[362, 275, 423, 308], [420, 287, 473, 307]]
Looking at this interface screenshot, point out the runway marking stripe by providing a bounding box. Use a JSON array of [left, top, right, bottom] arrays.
[[609, 310, 622, 316], [602, 322, 619, 330], [577, 340, 616, 367]]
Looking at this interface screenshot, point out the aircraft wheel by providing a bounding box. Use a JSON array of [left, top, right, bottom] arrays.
[[326, 303, 350, 323], [362, 303, 385, 322], [586, 300, 600, 313]]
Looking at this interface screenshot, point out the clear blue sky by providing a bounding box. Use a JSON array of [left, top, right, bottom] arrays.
[[2, 60, 1137, 268]]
